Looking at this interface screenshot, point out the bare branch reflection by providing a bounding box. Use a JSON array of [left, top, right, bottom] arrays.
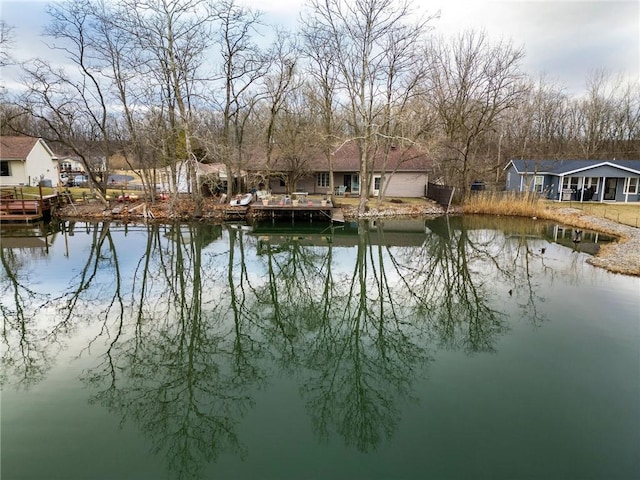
[[0, 215, 608, 476]]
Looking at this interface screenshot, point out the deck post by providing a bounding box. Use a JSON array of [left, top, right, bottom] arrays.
[[38, 184, 44, 212]]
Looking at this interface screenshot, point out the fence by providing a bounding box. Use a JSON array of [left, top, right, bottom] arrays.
[[425, 182, 455, 212]]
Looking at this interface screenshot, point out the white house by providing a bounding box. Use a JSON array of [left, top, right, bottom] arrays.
[[158, 161, 247, 193], [0, 136, 59, 187], [58, 155, 85, 173]]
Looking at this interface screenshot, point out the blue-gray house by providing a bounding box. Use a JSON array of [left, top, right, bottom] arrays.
[[504, 159, 640, 203]]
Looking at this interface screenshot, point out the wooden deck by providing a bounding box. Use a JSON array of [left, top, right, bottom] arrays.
[[0, 191, 60, 223], [249, 198, 343, 222]]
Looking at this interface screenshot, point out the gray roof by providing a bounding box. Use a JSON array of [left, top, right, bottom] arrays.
[[507, 159, 640, 176]]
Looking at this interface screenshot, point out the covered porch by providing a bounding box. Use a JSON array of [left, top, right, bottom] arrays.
[[557, 174, 639, 203]]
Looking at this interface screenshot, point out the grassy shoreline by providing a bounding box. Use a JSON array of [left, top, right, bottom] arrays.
[[463, 191, 640, 233]]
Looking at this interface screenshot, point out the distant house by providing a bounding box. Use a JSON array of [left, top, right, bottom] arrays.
[[504, 159, 640, 203], [0, 136, 59, 187], [58, 155, 85, 173], [158, 161, 247, 194], [251, 142, 430, 198], [58, 156, 86, 186]]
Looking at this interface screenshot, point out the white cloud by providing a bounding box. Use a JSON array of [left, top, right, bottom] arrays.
[[428, 0, 639, 94], [1, 0, 638, 96]]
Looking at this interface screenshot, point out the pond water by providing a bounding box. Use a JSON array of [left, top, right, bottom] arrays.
[[1, 216, 638, 480]]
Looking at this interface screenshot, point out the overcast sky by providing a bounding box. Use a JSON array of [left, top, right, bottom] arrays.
[[1, 0, 638, 96]]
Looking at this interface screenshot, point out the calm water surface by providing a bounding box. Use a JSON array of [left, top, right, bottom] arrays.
[[1, 216, 638, 480]]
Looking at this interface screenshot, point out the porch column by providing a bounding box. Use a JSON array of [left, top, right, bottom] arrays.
[[580, 176, 585, 202], [559, 175, 564, 202], [601, 176, 606, 202]]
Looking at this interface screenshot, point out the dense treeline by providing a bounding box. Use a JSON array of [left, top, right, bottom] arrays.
[[0, 0, 638, 212]]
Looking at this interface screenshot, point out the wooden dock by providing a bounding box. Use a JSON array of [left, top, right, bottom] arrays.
[[249, 198, 343, 222], [0, 188, 60, 223]]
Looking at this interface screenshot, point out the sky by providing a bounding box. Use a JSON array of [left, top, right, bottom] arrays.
[[0, 0, 638, 97]]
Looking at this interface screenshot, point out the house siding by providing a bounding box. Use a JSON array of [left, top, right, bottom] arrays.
[[549, 177, 561, 199], [505, 165, 520, 191], [506, 159, 640, 203], [24, 141, 59, 186], [0, 139, 58, 187], [563, 165, 637, 178], [1, 161, 26, 186], [514, 173, 557, 198], [268, 171, 428, 198], [379, 172, 427, 197]]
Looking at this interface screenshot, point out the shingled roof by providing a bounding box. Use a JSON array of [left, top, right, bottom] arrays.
[[248, 140, 431, 172], [507, 159, 640, 175], [0, 136, 57, 160]]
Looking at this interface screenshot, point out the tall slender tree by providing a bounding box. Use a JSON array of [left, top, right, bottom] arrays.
[[427, 30, 525, 193], [304, 0, 433, 213]]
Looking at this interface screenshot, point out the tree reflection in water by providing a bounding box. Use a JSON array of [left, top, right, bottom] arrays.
[[0, 216, 594, 477]]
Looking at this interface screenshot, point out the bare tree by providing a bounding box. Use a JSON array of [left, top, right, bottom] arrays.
[[272, 88, 318, 192], [571, 69, 640, 159], [0, 20, 14, 67], [15, 0, 124, 204], [211, 0, 267, 198], [371, 16, 433, 204], [120, 0, 217, 214], [261, 29, 300, 190], [300, 13, 342, 198], [426, 30, 525, 194], [498, 76, 572, 175], [304, 0, 434, 213], [86, 1, 165, 201]]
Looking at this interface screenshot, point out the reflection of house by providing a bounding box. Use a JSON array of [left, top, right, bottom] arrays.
[[0, 136, 59, 187], [250, 141, 430, 198], [163, 223, 222, 246], [545, 224, 614, 255], [505, 159, 640, 202], [252, 218, 429, 251]]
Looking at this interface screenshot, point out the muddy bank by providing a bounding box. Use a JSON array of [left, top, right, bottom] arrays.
[[55, 197, 447, 222]]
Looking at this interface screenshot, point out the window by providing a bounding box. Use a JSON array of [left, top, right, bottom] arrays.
[[0, 161, 9, 176], [374, 176, 381, 191], [562, 177, 581, 191], [585, 177, 599, 193], [624, 177, 639, 195], [317, 172, 330, 188], [533, 175, 544, 193]]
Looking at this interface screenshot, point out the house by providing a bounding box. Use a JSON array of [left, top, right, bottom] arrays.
[[58, 155, 85, 174], [251, 142, 430, 198], [158, 161, 247, 194], [504, 159, 640, 203], [0, 136, 59, 187], [58, 156, 86, 186]]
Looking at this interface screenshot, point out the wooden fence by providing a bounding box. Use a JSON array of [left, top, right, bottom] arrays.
[[425, 182, 455, 212]]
